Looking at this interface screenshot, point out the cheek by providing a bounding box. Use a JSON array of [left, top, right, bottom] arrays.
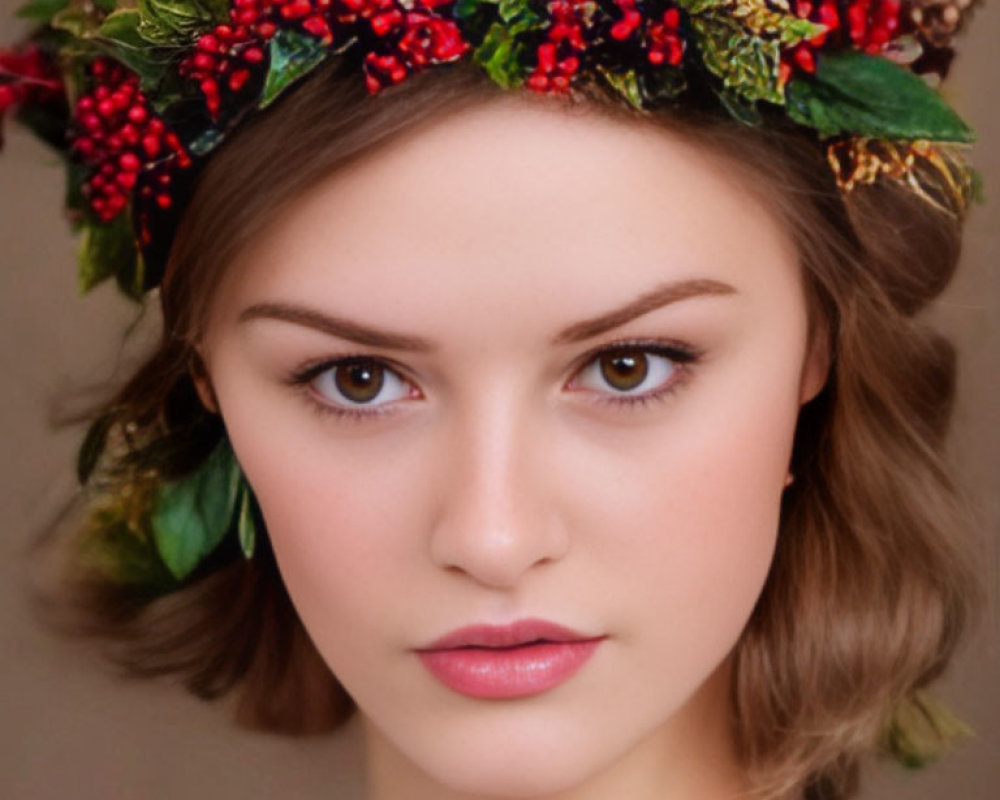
[[209, 368, 427, 665], [564, 346, 801, 676], [235, 432, 421, 633]]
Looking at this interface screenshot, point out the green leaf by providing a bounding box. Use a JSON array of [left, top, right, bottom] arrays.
[[137, 0, 226, 47], [80, 513, 180, 592], [638, 67, 687, 104], [187, 126, 225, 157], [786, 50, 977, 142], [474, 23, 524, 89], [882, 692, 973, 769], [115, 244, 146, 301], [469, 0, 544, 88], [51, 5, 101, 37], [691, 12, 783, 104], [498, 0, 539, 24], [77, 211, 138, 295], [597, 65, 643, 110], [454, 0, 486, 17], [969, 166, 986, 206], [680, 0, 826, 42], [714, 85, 764, 126], [678, 0, 727, 13], [64, 159, 89, 221], [236, 483, 256, 559], [259, 29, 330, 110], [76, 414, 115, 485], [51, 7, 180, 91], [15, 0, 71, 23], [95, 9, 180, 85], [151, 437, 242, 581]]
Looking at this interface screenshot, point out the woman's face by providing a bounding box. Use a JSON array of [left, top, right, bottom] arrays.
[[199, 98, 828, 798]]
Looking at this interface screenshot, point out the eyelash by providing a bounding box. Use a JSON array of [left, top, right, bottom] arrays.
[[286, 338, 704, 423]]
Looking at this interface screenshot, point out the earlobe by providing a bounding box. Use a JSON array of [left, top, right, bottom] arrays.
[[189, 349, 221, 414], [799, 321, 832, 406]]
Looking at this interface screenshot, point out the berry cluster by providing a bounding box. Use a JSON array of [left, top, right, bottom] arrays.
[[362, 5, 470, 93], [780, 0, 904, 84], [526, 0, 591, 91], [526, 0, 686, 94], [71, 59, 192, 224], [179, 0, 469, 120], [179, 21, 268, 120], [643, 7, 684, 67], [0, 43, 63, 145]]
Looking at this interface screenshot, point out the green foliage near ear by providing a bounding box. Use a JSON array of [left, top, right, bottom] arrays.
[[151, 437, 243, 581], [79, 506, 181, 592], [236, 482, 257, 559], [882, 692, 973, 769], [786, 50, 977, 142], [76, 413, 115, 485], [77, 210, 144, 299]]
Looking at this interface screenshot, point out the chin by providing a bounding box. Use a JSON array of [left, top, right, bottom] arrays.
[[388, 712, 632, 799]]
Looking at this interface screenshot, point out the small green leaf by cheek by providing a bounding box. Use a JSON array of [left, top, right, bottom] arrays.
[[151, 438, 242, 580], [237, 483, 256, 559]]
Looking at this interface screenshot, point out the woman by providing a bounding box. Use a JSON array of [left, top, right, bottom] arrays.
[[0, 1, 987, 798]]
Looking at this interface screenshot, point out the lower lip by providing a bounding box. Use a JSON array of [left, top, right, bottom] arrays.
[[416, 639, 604, 699]]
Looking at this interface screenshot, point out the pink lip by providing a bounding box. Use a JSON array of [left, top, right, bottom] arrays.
[[415, 618, 605, 699]]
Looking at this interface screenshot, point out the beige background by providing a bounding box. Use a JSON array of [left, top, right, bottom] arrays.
[[1, 3, 996, 798]]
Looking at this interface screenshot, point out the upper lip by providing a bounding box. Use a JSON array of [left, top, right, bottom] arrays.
[[417, 617, 602, 651]]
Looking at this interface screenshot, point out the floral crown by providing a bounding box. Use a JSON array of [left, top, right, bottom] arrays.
[[0, 0, 986, 300]]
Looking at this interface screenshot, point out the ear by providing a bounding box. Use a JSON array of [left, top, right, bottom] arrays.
[[189, 348, 220, 415], [799, 319, 831, 406]]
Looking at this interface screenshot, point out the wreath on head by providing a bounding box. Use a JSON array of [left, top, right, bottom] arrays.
[[0, 0, 985, 301]]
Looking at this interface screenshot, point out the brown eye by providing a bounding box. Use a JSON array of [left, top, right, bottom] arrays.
[[573, 346, 679, 397], [335, 359, 384, 403], [311, 358, 411, 408], [598, 349, 648, 392]]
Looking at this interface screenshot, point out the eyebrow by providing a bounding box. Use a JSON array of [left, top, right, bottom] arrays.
[[237, 277, 737, 351]]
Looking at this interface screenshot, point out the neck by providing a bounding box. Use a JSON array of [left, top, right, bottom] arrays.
[[361, 654, 750, 800]]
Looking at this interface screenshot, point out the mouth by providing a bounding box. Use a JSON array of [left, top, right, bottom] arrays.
[[415, 617, 606, 699], [417, 617, 601, 651]]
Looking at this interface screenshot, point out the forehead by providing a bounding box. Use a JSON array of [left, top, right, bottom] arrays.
[[215, 98, 801, 339]]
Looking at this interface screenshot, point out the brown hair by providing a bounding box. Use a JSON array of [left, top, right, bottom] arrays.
[[40, 54, 983, 799]]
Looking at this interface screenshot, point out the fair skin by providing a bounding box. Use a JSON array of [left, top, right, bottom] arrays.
[[197, 96, 829, 800]]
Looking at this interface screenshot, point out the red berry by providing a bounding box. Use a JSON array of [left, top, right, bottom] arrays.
[[116, 171, 138, 190], [119, 152, 140, 172]]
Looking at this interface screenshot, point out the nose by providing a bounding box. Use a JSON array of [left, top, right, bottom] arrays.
[[428, 393, 570, 590]]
